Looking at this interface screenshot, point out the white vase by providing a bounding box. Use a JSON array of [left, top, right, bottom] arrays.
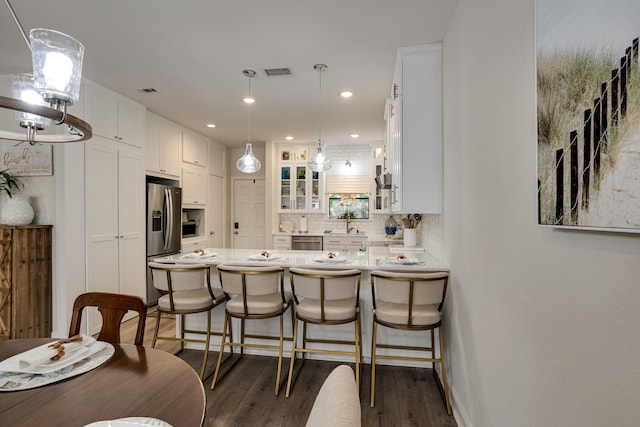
[[1, 195, 35, 226]]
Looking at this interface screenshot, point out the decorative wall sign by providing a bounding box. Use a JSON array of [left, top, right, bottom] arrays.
[[0, 145, 53, 176], [537, 0, 640, 232]]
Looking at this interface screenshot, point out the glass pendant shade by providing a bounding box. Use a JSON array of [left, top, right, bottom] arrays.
[[236, 70, 261, 173], [12, 73, 50, 130], [30, 28, 84, 104], [236, 142, 261, 173], [308, 139, 332, 172]]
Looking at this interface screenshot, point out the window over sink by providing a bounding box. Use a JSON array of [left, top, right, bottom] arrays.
[[328, 193, 369, 219]]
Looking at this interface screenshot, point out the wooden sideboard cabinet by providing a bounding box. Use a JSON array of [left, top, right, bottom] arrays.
[[0, 225, 53, 339]]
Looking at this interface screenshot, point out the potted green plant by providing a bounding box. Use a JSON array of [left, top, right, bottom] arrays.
[[0, 169, 24, 198], [0, 169, 34, 225]]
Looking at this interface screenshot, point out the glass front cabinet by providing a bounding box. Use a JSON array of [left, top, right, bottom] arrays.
[[372, 144, 387, 213], [278, 146, 324, 213]]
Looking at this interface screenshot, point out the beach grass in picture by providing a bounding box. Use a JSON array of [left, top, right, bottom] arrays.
[[536, 0, 640, 231]]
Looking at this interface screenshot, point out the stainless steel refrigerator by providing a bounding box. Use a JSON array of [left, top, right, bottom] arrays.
[[146, 182, 182, 305]]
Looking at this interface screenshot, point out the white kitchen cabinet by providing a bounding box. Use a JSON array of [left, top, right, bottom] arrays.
[[182, 238, 208, 253], [277, 145, 323, 213], [145, 112, 182, 177], [272, 235, 292, 250], [388, 44, 442, 214], [206, 174, 224, 248], [182, 167, 206, 205], [85, 137, 145, 333], [322, 235, 367, 251], [208, 143, 226, 177], [84, 81, 145, 148], [182, 129, 208, 167], [372, 144, 388, 212]]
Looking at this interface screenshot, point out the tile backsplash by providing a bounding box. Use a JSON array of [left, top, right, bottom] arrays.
[[277, 212, 442, 258]]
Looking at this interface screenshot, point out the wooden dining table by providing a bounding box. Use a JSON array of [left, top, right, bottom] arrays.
[[0, 339, 206, 427]]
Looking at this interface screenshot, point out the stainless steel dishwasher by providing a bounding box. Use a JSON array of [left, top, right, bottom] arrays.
[[291, 235, 323, 250]]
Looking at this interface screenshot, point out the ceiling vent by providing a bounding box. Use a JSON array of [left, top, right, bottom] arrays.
[[264, 67, 292, 77], [137, 88, 158, 93]]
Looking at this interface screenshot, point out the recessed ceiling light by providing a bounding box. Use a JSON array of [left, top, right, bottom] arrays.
[[243, 97, 255, 104], [340, 91, 353, 98], [350, 133, 360, 138], [285, 136, 294, 141], [207, 124, 216, 128]]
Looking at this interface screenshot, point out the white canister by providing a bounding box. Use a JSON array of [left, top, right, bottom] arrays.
[[300, 215, 308, 233], [403, 228, 417, 247]]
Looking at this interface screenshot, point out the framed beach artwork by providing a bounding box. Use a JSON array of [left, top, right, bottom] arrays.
[[536, 0, 640, 232]]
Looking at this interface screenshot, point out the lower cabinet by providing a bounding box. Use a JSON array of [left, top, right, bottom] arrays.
[[0, 225, 52, 339], [322, 235, 367, 251], [272, 235, 292, 250], [86, 137, 145, 334], [182, 239, 208, 253]]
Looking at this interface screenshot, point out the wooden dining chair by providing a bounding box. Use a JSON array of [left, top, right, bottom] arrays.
[[69, 292, 147, 346]]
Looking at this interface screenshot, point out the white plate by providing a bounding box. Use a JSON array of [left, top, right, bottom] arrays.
[[179, 250, 218, 260], [384, 257, 424, 265], [313, 256, 349, 263], [247, 254, 282, 261], [84, 418, 172, 427], [19, 342, 106, 374]]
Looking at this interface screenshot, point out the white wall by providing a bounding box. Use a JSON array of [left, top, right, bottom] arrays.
[[443, 1, 640, 426]]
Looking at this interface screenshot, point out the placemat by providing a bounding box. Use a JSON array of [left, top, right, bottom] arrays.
[[0, 342, 115, 391]]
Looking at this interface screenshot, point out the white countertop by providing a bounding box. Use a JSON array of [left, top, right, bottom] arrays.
[[273, 232, 369, 237], [153, 247, 447, 271]]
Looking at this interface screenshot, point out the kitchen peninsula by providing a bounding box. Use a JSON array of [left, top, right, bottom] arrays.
[[152, 246, 448, 367], [154, 247, 446, 271]]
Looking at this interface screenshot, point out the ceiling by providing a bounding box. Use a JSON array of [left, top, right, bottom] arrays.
[[0, 0, 458, 148]]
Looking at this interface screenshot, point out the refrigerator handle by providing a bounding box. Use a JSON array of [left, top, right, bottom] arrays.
[[164, 188, 173, 251]]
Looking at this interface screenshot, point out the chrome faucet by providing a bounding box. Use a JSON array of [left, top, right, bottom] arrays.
[[345, 215, 354, 233]]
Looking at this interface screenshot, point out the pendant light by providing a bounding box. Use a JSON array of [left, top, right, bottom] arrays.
[[236, 69, 262, 174], [0, 0, 91, 144], [308, 64, 332, 172]]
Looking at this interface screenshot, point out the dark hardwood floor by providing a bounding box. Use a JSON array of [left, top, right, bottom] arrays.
[[121, 310, 457, 427]]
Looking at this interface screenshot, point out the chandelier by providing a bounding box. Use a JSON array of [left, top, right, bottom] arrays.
[[0, 0, 92, 145]]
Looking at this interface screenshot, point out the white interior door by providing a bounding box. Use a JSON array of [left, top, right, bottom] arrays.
[[207, 174, 224, 248], [233, 179, 265, 249]]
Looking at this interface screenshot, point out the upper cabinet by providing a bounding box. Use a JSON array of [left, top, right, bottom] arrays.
[[145, 112, 182, 177], [277, 145, 323, 213], [208, 144, 226, 177], [388, 44, 442, 214], [371, 144, 388, 212], [182, 166, 206, 205], [84, 81, 145, 148], [182, 130, 208, 167]]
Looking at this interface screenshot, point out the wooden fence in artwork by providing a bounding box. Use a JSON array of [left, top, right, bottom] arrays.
[[548, 37, 639, 225]]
